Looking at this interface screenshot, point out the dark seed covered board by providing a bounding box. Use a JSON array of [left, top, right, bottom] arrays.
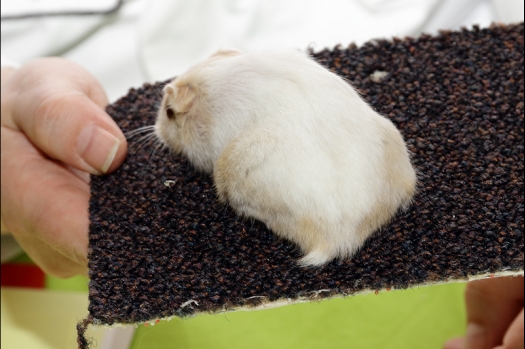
[[80, 23, 524, 344]]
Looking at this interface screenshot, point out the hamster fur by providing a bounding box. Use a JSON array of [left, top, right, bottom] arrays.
[[155, 49, 417, 267]]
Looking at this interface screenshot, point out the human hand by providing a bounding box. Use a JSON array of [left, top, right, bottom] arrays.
[[1, 57, 127, 277], [444, 276, 524, 349]]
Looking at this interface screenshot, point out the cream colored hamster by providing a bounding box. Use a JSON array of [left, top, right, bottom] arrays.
[[155, 49, 417, 267]]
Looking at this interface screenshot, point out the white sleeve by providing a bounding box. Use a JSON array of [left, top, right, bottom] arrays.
[[0, 0, 141, 102], [1, 55, 21, 69], [1, 0, 118, 63], [137, 0, 443, 82], [491, 0, 525, 23]]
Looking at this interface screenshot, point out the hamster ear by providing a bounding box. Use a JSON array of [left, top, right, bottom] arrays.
[[163, 84, 175, 96], [172, 84, 196, 113], [210, 48, 242, 58]]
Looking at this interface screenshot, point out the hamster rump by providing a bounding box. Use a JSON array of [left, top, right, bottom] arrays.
[[155, 48, 417, 267]]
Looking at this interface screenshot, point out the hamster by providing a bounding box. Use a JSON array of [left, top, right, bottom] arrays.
[[155, 49, 417, 267]]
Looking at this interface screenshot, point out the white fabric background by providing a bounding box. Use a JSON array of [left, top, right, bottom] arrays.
[[1, 0, 523, 101]]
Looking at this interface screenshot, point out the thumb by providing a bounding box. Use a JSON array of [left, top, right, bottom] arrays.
[[27, 92, 127, 174], [2, 58, 127, 174]]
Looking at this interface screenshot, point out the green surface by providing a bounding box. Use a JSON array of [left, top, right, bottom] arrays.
[[9, 253, 33, 264], [45, 274, 89, 292], [130, 282, 466, 349]]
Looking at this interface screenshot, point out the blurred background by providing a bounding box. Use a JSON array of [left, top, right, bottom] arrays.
[[2, 0, 524, 102]]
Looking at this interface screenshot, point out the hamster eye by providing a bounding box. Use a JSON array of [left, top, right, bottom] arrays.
[[166, 107, 175, 120]]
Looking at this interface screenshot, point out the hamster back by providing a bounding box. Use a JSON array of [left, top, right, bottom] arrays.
[[155, 49, 417, 266]]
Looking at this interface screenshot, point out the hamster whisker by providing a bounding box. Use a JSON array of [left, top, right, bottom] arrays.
[[130, 133, 157, 152], [167, 147, 177, 163], [129, 132, 158, 156], [125, 125, 156, 138], [140, 135, 160, 153], [148, 140, 166, 162]]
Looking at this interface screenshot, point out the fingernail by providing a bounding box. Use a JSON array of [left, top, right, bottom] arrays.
[[463, 323, 486, 349], [77, 125, 120, 174]]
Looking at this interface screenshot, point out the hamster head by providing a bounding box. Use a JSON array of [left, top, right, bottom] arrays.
[[155, 49, 243, 172]]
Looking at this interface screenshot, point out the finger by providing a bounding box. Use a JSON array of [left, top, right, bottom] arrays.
[[444, 337, 464, 349], [3, 58, 127, 174], [13, 234, 87, 278], [463, 277, 524, 349], [13, 91, 126, 175], [499, 308, 524, 349], [1, 127, 89, 274], [443, 337, 464, 349]]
